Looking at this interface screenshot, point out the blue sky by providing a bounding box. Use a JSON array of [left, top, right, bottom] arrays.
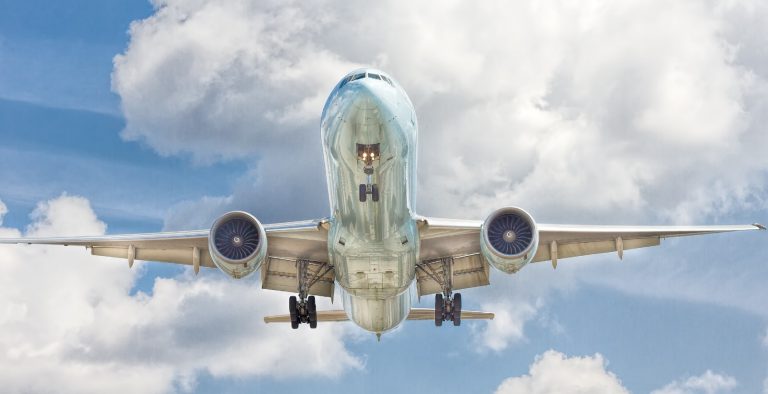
[[1, 1, 767, 393]]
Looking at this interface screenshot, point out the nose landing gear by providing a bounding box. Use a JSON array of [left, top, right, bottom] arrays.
[[357, 143, 380, 203], [359, 183, 380, 202]]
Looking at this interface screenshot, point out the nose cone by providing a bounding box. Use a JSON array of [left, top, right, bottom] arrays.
[[334, 81, 399, 148], [343, 79, 392, 112]]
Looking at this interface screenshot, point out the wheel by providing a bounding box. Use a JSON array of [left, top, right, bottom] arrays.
[[359, 184, 367, 202], [434, 293, 444, 327], [308, 296, 317, 329], [371, 184, 379, 202], [452, 293, 462, 326], [289, 296, 299, 329]]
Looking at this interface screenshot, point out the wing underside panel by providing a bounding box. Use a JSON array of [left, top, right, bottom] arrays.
[[260, 257, 335, 298], [415, 254, 490, 296]]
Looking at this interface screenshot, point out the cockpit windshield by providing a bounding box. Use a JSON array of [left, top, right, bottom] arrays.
[[339, 72, 395, 89]]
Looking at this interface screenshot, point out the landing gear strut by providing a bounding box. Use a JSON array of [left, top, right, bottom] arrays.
[[417, 257, 463, 327], [288, 259, 331, 329]]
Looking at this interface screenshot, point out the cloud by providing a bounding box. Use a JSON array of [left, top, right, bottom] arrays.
[[495, 354, 737, 394], [650, 370, 738, 394], [109, 0, 768, 364], [113, 0, 768, 226], [472, 300, 537, 352], [112, 0, 358, 163], [494, 350, 629, 394], [0, 196, 362, 393], [0, 199, 6, 225]]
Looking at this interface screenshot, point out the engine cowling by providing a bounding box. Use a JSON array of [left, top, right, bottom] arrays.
[[208, 211, 267, 279], [480, 207, 539, 274]]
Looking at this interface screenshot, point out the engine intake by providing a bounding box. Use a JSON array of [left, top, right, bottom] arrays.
[[208, 211, 267, 279], [480, 207, 539, 274]]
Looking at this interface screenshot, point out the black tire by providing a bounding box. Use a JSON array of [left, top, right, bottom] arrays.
[[435, 293, 444, 327], [359, 184, 367, 202], [371, 184, 379, 202], [289, 296, 299, 329], [308, 296, 318, 329], [452, 293, 462, 326]]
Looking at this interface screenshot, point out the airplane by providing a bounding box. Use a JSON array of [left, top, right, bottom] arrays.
[[0, 68, 764, 338]]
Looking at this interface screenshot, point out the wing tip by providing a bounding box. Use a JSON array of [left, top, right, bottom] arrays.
[[753, 223, 766, 230]]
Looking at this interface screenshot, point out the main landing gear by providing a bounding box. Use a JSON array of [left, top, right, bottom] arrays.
[[416, 257, 463, 327], [289, 295, 317, 329], [357, 143, 380, 203], [288, 259, 332, 329], [435, 292, 462, 326]]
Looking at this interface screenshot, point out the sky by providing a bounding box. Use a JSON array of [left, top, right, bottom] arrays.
[[1, 0, 767, 393]]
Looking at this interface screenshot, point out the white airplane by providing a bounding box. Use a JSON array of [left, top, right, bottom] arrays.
[[1, 68, 764, 338]]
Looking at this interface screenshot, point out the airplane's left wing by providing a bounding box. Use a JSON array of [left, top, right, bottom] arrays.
[[0, 218, 334, 297], [416, 216, 764, 296]]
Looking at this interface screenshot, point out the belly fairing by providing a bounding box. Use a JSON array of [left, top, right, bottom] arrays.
[[342, 289, 413, 333]]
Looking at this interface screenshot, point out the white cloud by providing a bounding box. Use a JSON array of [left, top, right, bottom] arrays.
[[0, 195, 362, 393], [108, 0, 768, 367], [467, 261, 580, 352], [472, 300, 537, 352], [651, 370, 738, 394], [0, 199, 7, 226], [113, 0, 358, 163], [113, 0, 768, 226], [494, 350, 629, 394]]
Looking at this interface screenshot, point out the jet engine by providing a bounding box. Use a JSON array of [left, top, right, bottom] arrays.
[[208, 211, 267, 279], [480, 207, 539, 274]]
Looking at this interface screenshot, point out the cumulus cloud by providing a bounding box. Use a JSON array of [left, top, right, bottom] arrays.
[[0, 199, 7, 225], [472, 300, 537, 352], [650, 370, 738, 394], [0, 196, 362, 393], [110, 0, 768, 360], [494, 350, 629, 394], [113, 0, 768, 225]]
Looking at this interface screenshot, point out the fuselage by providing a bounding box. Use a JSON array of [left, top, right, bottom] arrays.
[[321, 69, 419, 333]]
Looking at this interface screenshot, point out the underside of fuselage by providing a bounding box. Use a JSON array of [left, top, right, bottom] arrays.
[[321, 69, 420, 333]]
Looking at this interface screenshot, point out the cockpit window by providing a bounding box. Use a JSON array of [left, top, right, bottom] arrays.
[[338, 72, 394, 89]]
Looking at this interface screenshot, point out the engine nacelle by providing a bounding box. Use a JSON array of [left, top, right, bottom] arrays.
[[208, 211, 267, 279], [480, 207, 539, 274]]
